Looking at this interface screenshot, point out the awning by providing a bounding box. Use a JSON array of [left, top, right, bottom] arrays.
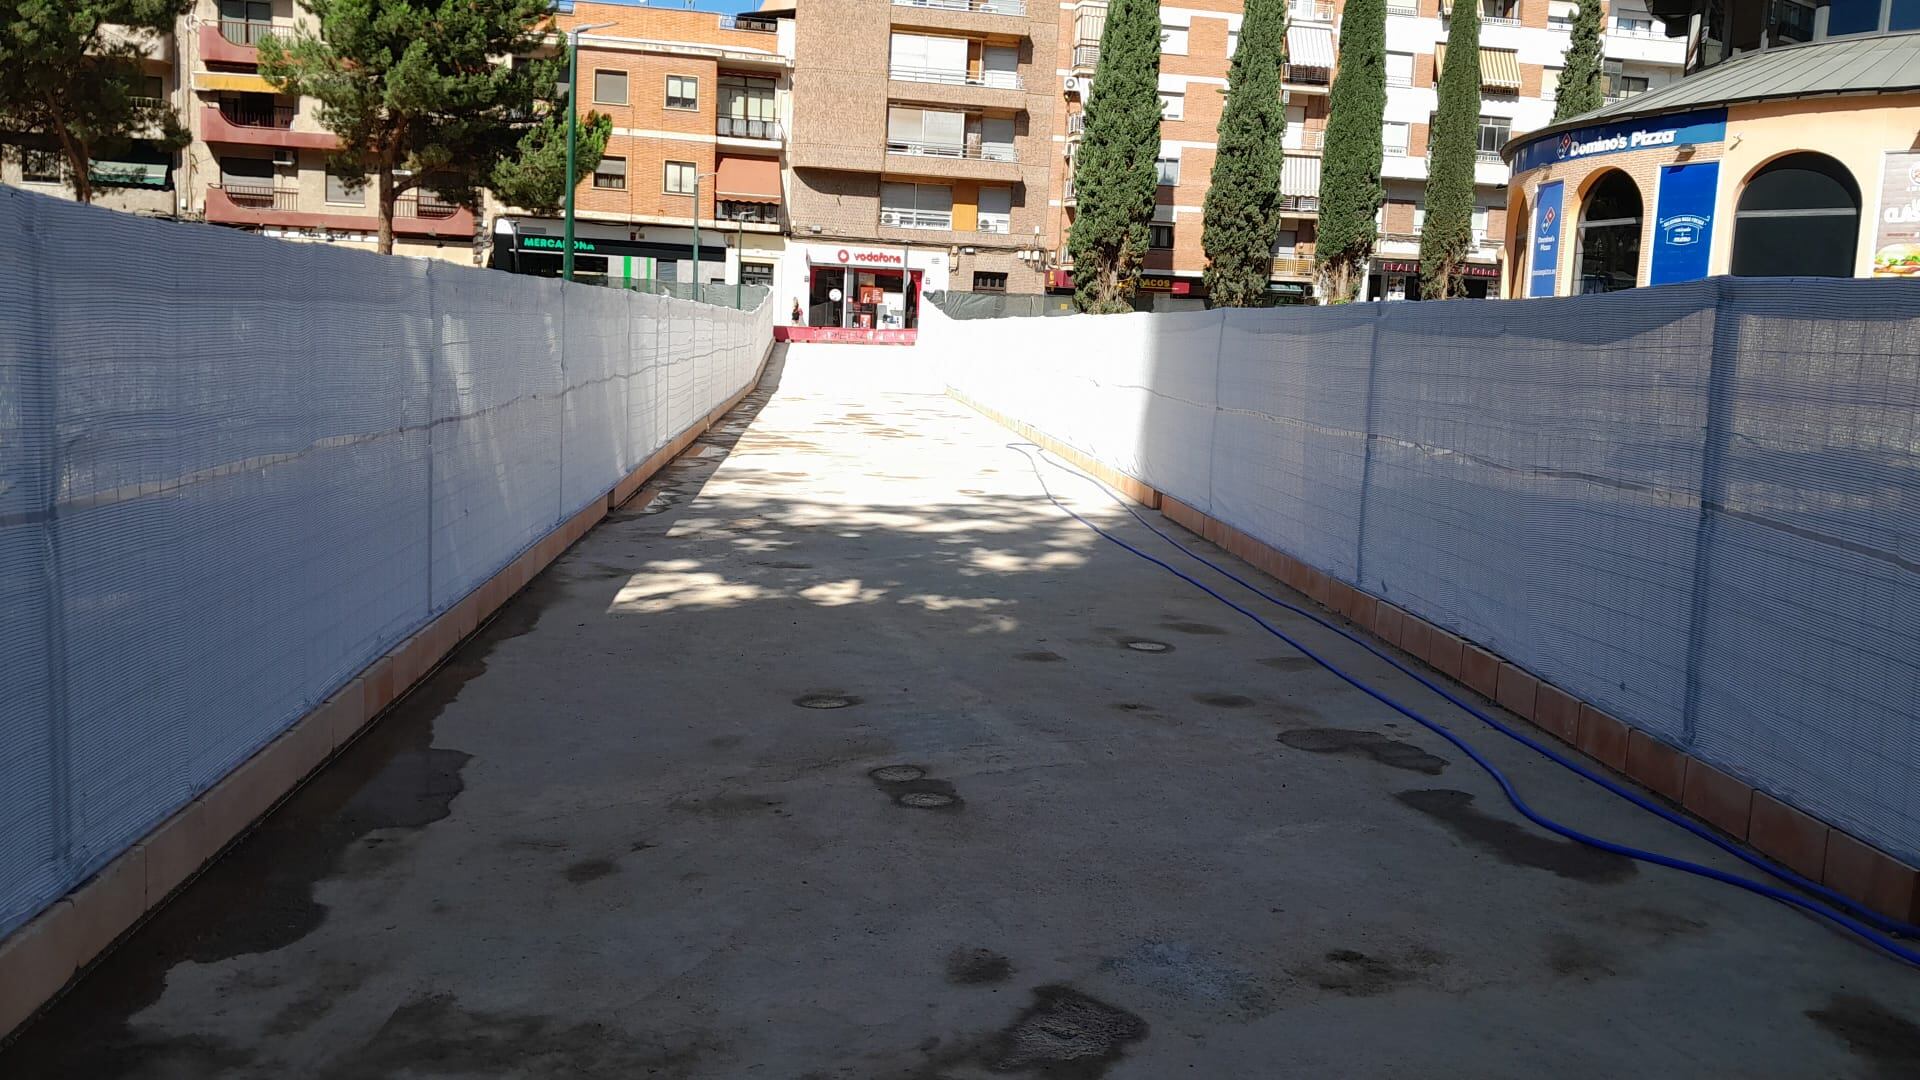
[[192, 71, 276, 94], [1281, 154, 1321, 197], [1286, 25, 1335, 69], [90, 161, 168, 188], [715, 156, 781, 204], [1434, 44, 1523, 91]]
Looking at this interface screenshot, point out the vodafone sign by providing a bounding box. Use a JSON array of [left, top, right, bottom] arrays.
[[831, 247, 904, 266]]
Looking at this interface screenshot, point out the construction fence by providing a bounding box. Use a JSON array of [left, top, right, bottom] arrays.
[[928, 279, 1920, 867], [0, 188, 773, 939]]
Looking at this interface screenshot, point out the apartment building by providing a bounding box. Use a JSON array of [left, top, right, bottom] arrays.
[[511, 1, 794, 291], [785, 0, 1057, 337], [1048, 0, 1685, 302]]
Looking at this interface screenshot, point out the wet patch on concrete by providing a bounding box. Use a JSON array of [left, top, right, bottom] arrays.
[[1394, 789, 1637, 884], [795, 692, 862, 710], [707, 734, 745, 750], [1294, 946, 1445, 997], [1805, 994, 1920, 1079], [1016, 650, 1066, 663], [668, 793, 785, 819], [1607, 906, 1708, 940], [564, 858, 618, 884], [1277, 728, 1449, 775], [946, 947, 1014, 986], [316, 993, 717, 1079], [915, 985, 1148, 1079], [1259, 655, 1320, 673], [1193, 692, 1256, 709], [1100, 940, 1275, 1018], [1161, 620, 1230, 636], [1118, 637, 1174, 654], [1545, 934, 1620, 980], [867, 765, 964, 812]]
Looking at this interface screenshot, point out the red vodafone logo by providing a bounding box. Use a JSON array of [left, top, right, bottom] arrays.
[[836, 248, 850, 263], [830, 247, 903, 266]]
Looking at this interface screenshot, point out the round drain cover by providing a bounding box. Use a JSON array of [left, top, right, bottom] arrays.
[[898, 791, 956, 809], [796, 694, 853, 710], [1125, 640, 1171, 653], [870, 765, 926, 783]]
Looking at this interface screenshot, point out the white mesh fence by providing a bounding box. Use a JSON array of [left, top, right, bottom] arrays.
[[931, 281, 1920, 866], [0, 188, 771, 938]]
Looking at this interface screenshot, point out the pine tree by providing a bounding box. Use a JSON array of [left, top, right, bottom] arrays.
[[1553, 0, 1605, 120], [1419, 0, 1481, 299], [1314, 0, 1386, 303], [489, 98, 613, 215], [1201, 0, 1287, 307], [259, 0, 587, 254], [1067, 0, 1163, 313], [0, 0, 192, 204]]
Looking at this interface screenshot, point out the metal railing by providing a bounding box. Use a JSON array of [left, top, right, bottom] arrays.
[[1384, 143, 1409, 158], [219, 100, 295, 129], [219, 18, 290, 46], [398, 190, 460, 219], [889, 66, 1024, 90], [1476, 148, 1505, 163], [892, 0, 1028, 15], [885, 139, 1017, 162], [1386, 0, 1419, 12], [1072, 43, 1100, 69], [1062, 178, 1075, 204], [1279, 194, 1319, 213], [879, 207, 953, 229], [219, 179, 298, 210], [717, 115, 782, 139], [1482, 12, 1522, 25], [1066, 112, 1085, 135], [1271, 254, 1316, 277], [719, 200, 780, 224], [717, 13, 778, 31], [1286, 128, 1325, 151], [1283, 64, 1330, 85], [1610, 22, 1666, 36], [1289, 0, 1335, 20]]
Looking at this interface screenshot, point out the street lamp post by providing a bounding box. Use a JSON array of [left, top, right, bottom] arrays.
[[690, 169, 718, 301], [562, 22, 615, 283]]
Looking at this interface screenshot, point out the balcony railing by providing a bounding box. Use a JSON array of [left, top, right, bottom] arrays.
[[398, 189, 460, 220], [1288, 0, 1335, 20], [879, 207, 953, 229], [220, 100, 295, 129], [219, 179, 298, 211], [886, 139, 1017, 162], [892, 0, 1028, 15], [1271, 254, 1316, 278], [717, 13, 778, 31], [1482, 12, 1522, 24], [719, 199, 780, 224], [130, 95, 168, 111], [1072, 43, 1100, 69], [1386, 0, 1419, 12], [717, 115, 782, 140], [1610, 23, 1666, 36], [1387, 72, 1413, 87], [220, 18, 290, 46], [1061, 178, 1075, 204], [1283, 64, 1330, 85], [889, 66, 1024, 90], [1286, 128, 1325, 152], [1066, 112, 1085, 135], [1279, 194, 1320, 213], [1476, 148, 1505, 162]]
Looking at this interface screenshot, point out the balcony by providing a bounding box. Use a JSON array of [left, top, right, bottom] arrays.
[[1288, 0, 1335, 22], [1285, 128, 1325, 153], [717, 116, 783, 141], [1279, 194, 1320, 215], [879, 207, 954, 230], [1282, 65, 1331, 92], [894, 0, 1027, 14], [198, 20, 289, 67], [1071, 43, 1100, 75], [200, 103, 340, 150], [1066, 112, 1084, 136], [1061, 178, 1075, 206], [887, 67, 1027, 109], [205, 182, 475, 238], [1386, 0, 1419, 12], [1271, 254, 1315, 279], [717, 12, 779, 32], [884, 139, 1023, 181], [889, 66, 1022, 91]]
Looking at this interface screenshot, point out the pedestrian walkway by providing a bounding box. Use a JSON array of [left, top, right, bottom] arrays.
[[3, 344, 1915, 1079]]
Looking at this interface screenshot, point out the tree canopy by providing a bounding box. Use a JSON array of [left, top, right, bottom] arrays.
[[1067, 0, 1163, 313], [1420, 0, 1482, 298], [1553, 0, 1606, 121], [1200, 0, 1287, 307], [1315, 0, 1386, 303]]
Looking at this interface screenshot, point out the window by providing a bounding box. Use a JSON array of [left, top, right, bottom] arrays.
[[1227, 28, 1239, 54], [980, 116, 1016, 161], [325, 168, 364, 205], [665, 159, 697, 194], [1610, 73, 1650, 98], [1150, 222, 1175, 248], [1824, 0, 1880, 34], [1483, 0, 1520, 20], [1383, 122, 1409, 156], [1893, 0, 1920, 31], [1543, 65, 1562, 99], [21, 148, 61, 183], [1155, 153, 1180, 185], [666, 74, 698, 110], [1613, 14, 1654, 32], [978, 185, 1012, 233], [140, 74, 164, 101], [1732, 152, 1860, 278], [880, 181, 953, 229], [594, 156, 628, 190], [1159, 91, 1184, 120], [1161, 23, 1188, 54], [719, 73, 776, 137], [1477, 115, 1510, 158], [890, 32, 969, 80], [1273, 227, 1299, 253], [741, 262, 775, 286], [981, 45, 1019, 88], [593, 69, 628, 105], [1575, 170, 1643, 293], [972, 271, 1008, 292], [1386, 51, 1414, 86], [720, 199, 779, 224], [1548, 0, 1576, 27], [1775, 0, 1817, 40], [1284, 103, 1307, 149], [887, 106, 966, 154]]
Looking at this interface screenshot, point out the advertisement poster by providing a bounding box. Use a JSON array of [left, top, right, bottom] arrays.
[[1649, 161, 1719, 285], [1530, 180, 1564, 298], [1872, 151, 1920, 277]]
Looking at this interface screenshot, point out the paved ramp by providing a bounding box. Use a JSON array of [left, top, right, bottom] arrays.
[[5, 344, 1916, 1078]]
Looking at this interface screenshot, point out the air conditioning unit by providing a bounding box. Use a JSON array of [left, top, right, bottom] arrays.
[[272, 149, 296, 166], [880, 210, 903, 226], [1062, 74, 1081, 95]]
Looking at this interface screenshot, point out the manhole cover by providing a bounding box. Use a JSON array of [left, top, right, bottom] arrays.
[[795, 694, 854, 710], [1125, 640, 1171, 653], [898, 791, 956, 809], [870, 765, 926, 783]]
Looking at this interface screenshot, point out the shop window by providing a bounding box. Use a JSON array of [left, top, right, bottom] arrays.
[[664, 159, 696, 194], [973, 271, 1008, 292], [1732, 152, 1860, 279], [594, 156, 627, 190], [666, 75, 698, 111], [593, 70, 628, 106], [1575, 170, 1642, 293]]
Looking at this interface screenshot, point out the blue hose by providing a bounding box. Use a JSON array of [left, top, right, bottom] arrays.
[[1009, 443, 1920, 968]]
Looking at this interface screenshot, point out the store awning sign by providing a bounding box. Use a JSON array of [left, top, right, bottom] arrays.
[[1510, 108, 1726, 175], [1530, 180, 1563, 298], [1649, 161, 1718, 285]]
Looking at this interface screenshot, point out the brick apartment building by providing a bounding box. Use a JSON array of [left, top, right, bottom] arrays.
[[783, 0, 1058, 335], [1050, 0, 1684, 301]]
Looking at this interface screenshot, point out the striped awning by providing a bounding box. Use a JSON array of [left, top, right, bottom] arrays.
[[90, 161, 168, 188], [1434, 44, 1523, 91], [1281, 154, 1321, 197], [1286, 24, 1335, 69]]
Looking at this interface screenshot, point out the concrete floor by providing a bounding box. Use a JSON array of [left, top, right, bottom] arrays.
[[4, 344, 1917, 1079]]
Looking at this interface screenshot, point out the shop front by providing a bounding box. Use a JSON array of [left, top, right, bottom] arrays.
[[489, 217, 731, 287], [1367, 259, 1500, 301], [1042, 269, 1208, 310], [778, 243, 949, 344]]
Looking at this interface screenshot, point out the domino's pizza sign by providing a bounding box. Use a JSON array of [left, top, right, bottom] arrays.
[[1511, 108, 1728, 175]]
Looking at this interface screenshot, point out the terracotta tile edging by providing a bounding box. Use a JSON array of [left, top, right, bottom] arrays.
[[0, 342, 775, 1042], [942, 386, 1920, 930]]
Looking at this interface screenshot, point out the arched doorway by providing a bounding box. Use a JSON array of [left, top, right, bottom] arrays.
[[1731, 152, 1861, 278], [1575, 170, 1643, 293], [1508, 188, 1530, 298]]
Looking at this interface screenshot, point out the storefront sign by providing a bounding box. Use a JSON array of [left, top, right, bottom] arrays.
[[1376, 260, 1497, 279], [1649, 161, 1718, 286], [1138, 274, 1194, 294], [1510, 108, 1727, 175], [522, 234, 596, 253], [826, 247, 904, 266], [1529, 180, 1564, 298], [1872, 150, 1920, 278]]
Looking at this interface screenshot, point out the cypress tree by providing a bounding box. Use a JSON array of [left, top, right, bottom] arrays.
[[1068, 0, 1163, 313], [1314, 0, 1385, 303], [1201, 0, 1287, 307], [1553, 0, 1606, 120], [1419, 0, 1481, 299]]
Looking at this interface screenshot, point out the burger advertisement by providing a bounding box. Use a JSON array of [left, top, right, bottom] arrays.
[[1873, 151, 1920, 277]]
